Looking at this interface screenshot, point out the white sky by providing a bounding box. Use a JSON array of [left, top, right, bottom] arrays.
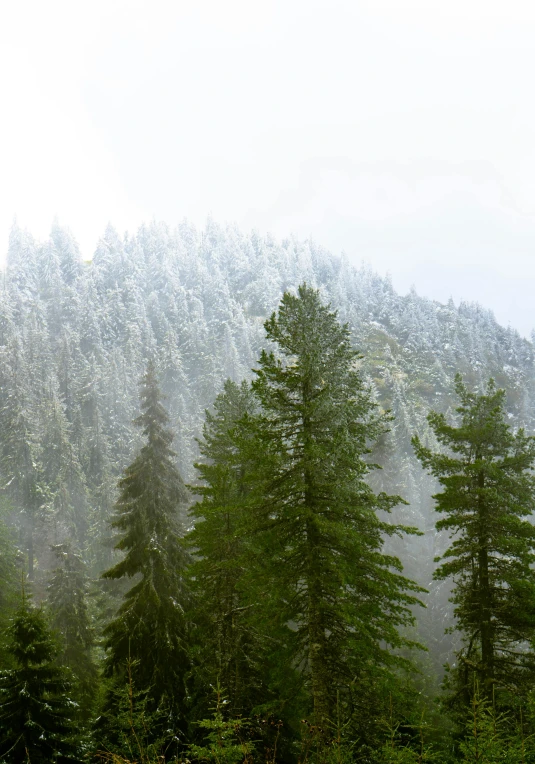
[[2, 0, 535, 335]]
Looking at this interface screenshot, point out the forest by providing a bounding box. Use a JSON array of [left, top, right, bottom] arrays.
[[2, 219, 535, 762]]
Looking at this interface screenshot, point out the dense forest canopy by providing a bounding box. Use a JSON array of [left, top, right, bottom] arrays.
[[1, 219, 535, 761]]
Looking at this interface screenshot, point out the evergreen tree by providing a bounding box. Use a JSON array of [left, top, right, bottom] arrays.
[[243, 285, 424, 740], [457, 687, 526, 764], [188, 683, 255, 764], [0, 332, 46, 579], [187, 379, 267, 720], [0, 594, 80, 763], [41, 390, 89, 546], [0, 505, 19, 666], [47, 543, 98, 716], [101, 360, 190, 736], [413, 375, 535, 705]]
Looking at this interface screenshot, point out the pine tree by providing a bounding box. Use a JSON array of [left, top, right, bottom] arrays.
[[0, 332, 46, 580], [41, 390, 89, 546], [243, 284, 424, 740], [0, 505, 19, 666], [47, 543, 98, 716], [101, 360, 190, 735], [187, 379, 267, 720], [0, 594, 80, 763], [413, 375, 535, 705]]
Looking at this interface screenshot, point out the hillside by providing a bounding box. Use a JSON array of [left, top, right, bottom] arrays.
[[1, 217, 534, 672]]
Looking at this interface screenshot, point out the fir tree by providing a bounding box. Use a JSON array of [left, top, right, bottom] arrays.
[[187, 379, 267, 720], [413, 375, 535, 705], [101, 360, 190, 736], [0, 594, 80, 763], [188, 683, 255, 764], [47, 543, 98, 716], [243, 285, 424, 740], [0, 505, 19, 666], [0, 333, 46, 580]]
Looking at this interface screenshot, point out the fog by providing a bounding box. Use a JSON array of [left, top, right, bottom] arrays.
[[2, 0, 535, 333]]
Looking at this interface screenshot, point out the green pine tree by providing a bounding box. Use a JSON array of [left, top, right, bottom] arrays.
[[0, 594, 81, 763], [242, 284, 425, 743], [187, 380, 268, 722], [47, 543, 98, 717], [0, 503, 19, 666], [458, 683, 530, 763], [188, 683, 255, 764], [101, 360, 190, 739], [413, 375, 535, 707], [0, 335, 46, 580]]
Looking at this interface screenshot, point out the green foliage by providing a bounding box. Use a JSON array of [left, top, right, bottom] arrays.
[[95, 657, 179, 763], [413, 375, 535, 705], [241, 284, 425, 740], [5, 223, 535, 759], [374, 700, 439, 764], [47, 542, 99, 716], [101, 361, 191, 738], [0, 338, 46, 579], [187, 380, 268, 721], [458, 685, 532, 763], [188, 685, 255, 764], [0, 504, 19, 666], [0, 594, 81, 763]]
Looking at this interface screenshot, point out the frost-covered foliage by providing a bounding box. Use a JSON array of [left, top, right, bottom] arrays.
[[0, 218, 534, 665]]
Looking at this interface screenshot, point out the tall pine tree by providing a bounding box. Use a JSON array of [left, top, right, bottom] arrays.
[[101, 360, 190, 737], [413, 375, 535, 706], [47, 543, 98, 717], [243, 284, 424, 741], [187, 380, 268, 721], [0, 505, 19, 666]]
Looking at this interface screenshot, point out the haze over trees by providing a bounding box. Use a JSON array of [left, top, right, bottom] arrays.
[[1, 219, 535, 760], [414, 377, 535, 709], [99, 361, 190, 750]]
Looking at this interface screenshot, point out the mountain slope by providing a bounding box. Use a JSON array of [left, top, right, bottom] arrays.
[[1, 217, 533, 668]]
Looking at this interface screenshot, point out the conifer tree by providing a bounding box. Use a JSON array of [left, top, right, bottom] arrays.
[[0, 594, 80, 763], [413, 375, 535, 705], [101, 360, 190, 733], [0, 335, 46, 580], [243, 284, 424, 739], [47, 543, 98, 716], [0, 506, 18, 666], [187, 379, 267, 720]]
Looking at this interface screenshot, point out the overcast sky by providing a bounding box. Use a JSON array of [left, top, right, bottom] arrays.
[[2, 0, 535, 335]]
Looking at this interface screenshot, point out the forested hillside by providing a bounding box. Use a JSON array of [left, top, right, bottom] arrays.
[[2, 221, 533, 624], [1, 218, 535, 761]]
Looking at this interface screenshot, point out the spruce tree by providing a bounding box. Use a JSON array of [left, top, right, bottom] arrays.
[[187, 379, 267, 720], [243, 284, 424, 739], [413, 375, 535, 705], [47, 543, 98, 717], [0, 506, 18, 666], [0, 594, 80, 763], [0, 334, 45, 580], [101, 360, 190, 735]]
